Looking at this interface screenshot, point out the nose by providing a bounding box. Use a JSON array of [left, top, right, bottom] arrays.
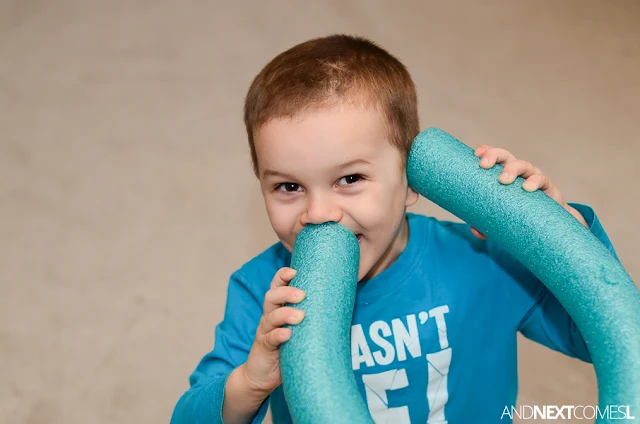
[[300, 193, 343, 226]]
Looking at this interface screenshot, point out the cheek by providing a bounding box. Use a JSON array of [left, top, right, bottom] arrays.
[[264, 197, 298, 239], [354, 184, 398, 227], [357, 185, 405, 247]]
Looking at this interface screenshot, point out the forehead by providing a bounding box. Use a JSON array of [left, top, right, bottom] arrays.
[[254, 104, 392, 176]]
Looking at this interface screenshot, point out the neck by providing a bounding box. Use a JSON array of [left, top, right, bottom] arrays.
[[363, 213, 409, 281]]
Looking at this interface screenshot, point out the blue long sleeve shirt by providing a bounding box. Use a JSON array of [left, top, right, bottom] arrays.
[[171, 203, 619, 423]]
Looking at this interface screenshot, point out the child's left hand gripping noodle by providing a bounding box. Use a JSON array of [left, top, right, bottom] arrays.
[[470, 144, 588, 239]]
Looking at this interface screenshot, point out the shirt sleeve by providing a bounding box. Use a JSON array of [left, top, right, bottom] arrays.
[[170, 270, 270, 424], [491, 202, 620, 363]]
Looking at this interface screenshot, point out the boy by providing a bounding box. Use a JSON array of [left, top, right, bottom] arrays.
[[171, 34, 618, 423]]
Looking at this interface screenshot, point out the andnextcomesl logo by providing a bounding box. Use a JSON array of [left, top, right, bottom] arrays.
[[501, 405, 636, 420]]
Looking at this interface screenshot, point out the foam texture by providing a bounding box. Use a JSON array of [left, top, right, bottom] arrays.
[[280, 222, 374, 424], [407, 128, 640, 423]]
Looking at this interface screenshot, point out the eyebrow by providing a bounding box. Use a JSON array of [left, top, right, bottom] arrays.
[[334, 158, 372, 171], [262, 159, 372, 180]]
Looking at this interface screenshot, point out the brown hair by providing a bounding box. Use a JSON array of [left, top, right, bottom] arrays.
[[243, 34, 419, 177]]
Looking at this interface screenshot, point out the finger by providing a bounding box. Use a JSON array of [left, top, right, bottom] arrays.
[[270, 267, 297, 290], [523, 175, 566, 205], [264, 286, 305, 315], [474, 144, 492, 156], [479, 148, 517, 168], [522, 174, 564, 204], [262, 306, 305, 333], [470, 226, 488, 240], [499, 160, 542, 184], [522, 174, 555, 192], [260, 327, 292, 352]]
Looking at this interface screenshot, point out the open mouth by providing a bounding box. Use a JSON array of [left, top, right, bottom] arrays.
[[356, 234, 362, 243]]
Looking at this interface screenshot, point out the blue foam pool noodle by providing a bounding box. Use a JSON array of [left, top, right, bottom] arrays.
[[407, 128, 640, 424], [279, 127, 639, 424], [280, 222, 374, 424]]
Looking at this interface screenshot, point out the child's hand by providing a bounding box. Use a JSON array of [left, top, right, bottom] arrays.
[[241, 267, 306, 398], [471, 145, 589, 240]]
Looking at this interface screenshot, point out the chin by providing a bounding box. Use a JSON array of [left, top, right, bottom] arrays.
[[357, 265, 371, 283]]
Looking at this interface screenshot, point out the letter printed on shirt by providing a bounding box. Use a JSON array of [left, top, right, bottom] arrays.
[[352, 324, 375, 370], [362, 369, 411, 423], [370, 320, 396, 366], [426, 347, 451, 423], [391, 314, 421, 362]]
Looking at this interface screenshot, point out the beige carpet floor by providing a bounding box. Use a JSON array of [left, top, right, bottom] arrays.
[[1, 1, 638, 423]]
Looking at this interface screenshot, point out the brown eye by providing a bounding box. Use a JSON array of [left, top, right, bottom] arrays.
[[276, 183, 302, 192], [338, 175, 362, 185]]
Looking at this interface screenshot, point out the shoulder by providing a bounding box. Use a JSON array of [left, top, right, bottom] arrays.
[[407, 211, 482, 249], [407, 211, 507, 266], [231, 241, 292, 292]]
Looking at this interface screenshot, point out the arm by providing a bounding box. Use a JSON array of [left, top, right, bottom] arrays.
[[170, 271, 270, 424], [489, 203, 620, 362], [471, 145, 623, 362], [223, 365, 271, 423]]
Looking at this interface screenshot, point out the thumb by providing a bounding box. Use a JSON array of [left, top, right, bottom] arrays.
[[470, 226, 488, 240]]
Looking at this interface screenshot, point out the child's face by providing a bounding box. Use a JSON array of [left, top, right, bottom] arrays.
[[254, 103, 418, 282]]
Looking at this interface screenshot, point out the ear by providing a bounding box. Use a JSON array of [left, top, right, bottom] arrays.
[[405, 187, 419, 207]]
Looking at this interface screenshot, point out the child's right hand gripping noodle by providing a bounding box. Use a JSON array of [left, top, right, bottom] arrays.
[[244, 266, 307, 393], [222, 267, 306, 422]]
